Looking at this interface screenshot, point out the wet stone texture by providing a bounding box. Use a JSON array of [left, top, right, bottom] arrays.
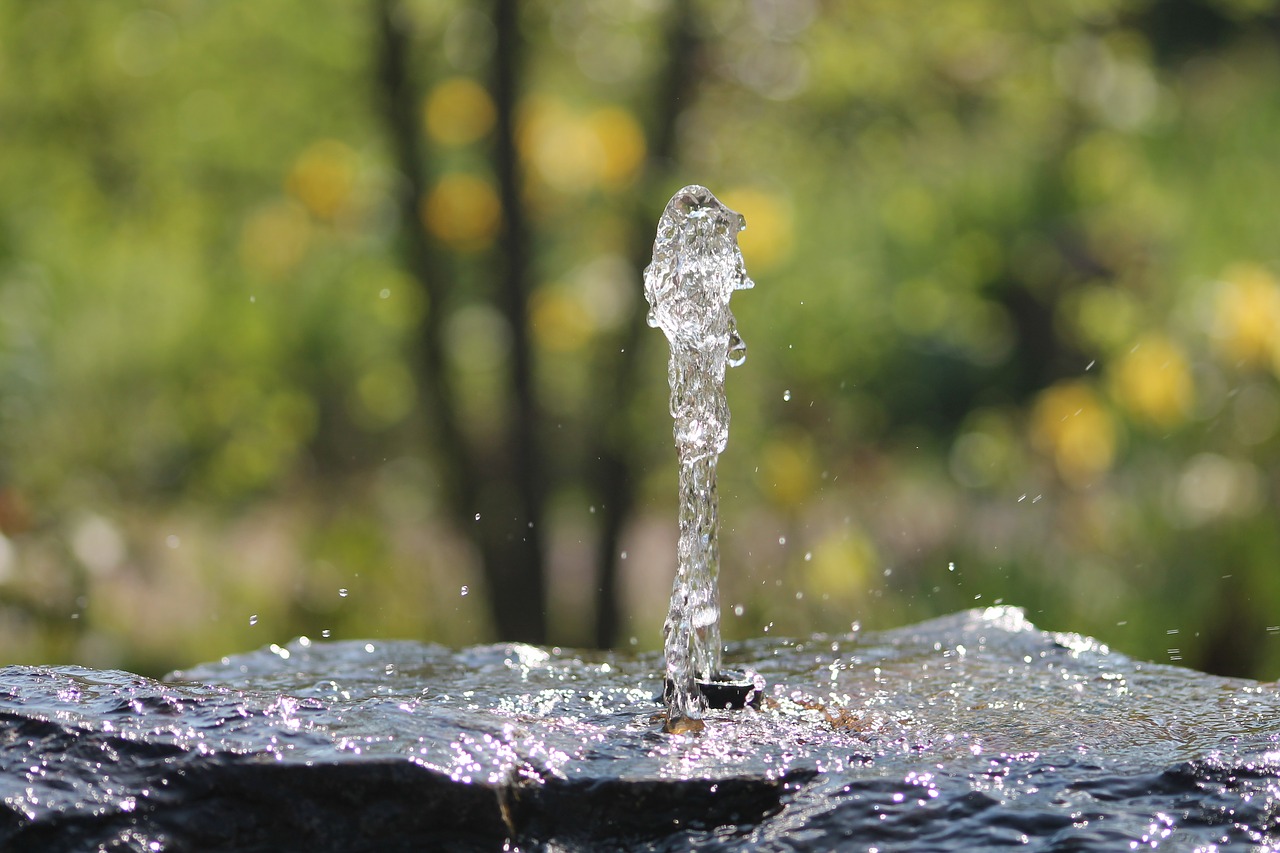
[[2, 606, 1279, 851]]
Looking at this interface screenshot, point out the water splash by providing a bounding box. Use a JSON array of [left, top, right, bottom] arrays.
[[644, 185, 754, 728]]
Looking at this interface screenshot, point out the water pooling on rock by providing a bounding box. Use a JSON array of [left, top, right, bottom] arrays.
[[644, 185, 754, 728], [3, 608, 1280, 850]]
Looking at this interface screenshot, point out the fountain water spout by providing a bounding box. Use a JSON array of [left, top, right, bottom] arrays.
[[644, 185, 754, 731]]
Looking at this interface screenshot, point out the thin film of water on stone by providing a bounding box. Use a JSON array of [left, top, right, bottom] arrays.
[[643, 184, 754, 728], [7, 608, 1280, 849]]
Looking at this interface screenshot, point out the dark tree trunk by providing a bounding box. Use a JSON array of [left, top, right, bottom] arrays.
[[374, 0, 546, 644], [373, 0, 473, 513], [487, 0, 548, 643]]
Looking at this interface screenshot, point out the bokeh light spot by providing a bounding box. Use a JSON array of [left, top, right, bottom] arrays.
[[1211, 263, 1280, 370], [287, 139, 359, 221], [1030, 381, 1117, 487], [424, 77, 496, 146], [588, 107, 646, 190], [759, 434, 817, 509], [239, 201, 311, 277], [530, 287, 594, 353], [1109, 334, 1193, 428], [421, 174, 502, 249], [719, 189, 793, 272]]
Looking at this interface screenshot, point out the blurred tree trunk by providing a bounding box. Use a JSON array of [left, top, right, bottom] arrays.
[[589, 0, 700, 648], [377, 0, 701, 648], [485, 0, 548, 643], [373, 0, 546, 644]]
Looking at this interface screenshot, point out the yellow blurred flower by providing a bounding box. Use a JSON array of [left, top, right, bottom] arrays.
[[529, 287, 594, 353], [1108, 334, 1193, 428], [1212, 263, 1280, 370], [802, 530, 876, 604], [1029, 381, 1117, 487], [587, 107, 646, 190], [420, 173, 501, 249], [718, 188, 794, 272], [286, 139, 358, 221], [518, 97, 647, 195], [759, 433, 817, 509], [519, 97, 601, 194], [423, 77, 495, 146], [239, 200, 311, 277]]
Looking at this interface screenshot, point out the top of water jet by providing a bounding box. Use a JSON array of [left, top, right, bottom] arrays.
[[644, 185, 754, 353]]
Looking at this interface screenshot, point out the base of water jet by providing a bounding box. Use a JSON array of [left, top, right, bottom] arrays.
[[663, 670, 763, 710]]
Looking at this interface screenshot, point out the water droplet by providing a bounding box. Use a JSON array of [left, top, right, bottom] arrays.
[[364, 643, 375, 653], [165, 535, 180, 549], [804, 551, 812, 561], [321, 629, 332, 638], [620, 551, 628, 560], [778, 536, 787, 545], [460, 585, 469, 596], [474, 513, 482, 521], [733, 604, 744, 616], [379, 288, 391, 299], [948, 562, 956, 572], [338, 588, 349, 598], [782, 389, 792, 402], [249, 614, 258, 626], [763, 621, 774, 633], [795, 591, 804, 600]]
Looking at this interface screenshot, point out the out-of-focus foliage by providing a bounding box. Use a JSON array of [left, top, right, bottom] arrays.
[[1, 0, 1279, 678]]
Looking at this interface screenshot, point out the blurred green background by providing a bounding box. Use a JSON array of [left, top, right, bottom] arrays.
[[2, 0, 1280, 679]]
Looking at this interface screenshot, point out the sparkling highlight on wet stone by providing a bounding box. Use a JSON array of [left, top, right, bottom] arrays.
[[2, 608, 1279, 849]]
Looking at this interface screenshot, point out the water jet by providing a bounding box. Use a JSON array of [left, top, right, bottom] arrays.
[[643, 185, 761, 730]]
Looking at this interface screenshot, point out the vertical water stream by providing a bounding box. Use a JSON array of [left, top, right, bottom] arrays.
[[644, 185, 753, 727]]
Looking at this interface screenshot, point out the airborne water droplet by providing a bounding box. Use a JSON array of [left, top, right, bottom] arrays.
[[249, 614, 258, 626], [782, 389, 792, 402], [460, 585, 469, 596], [338, 588, 349, 598]]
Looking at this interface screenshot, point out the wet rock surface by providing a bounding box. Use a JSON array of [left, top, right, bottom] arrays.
[[2, 606, 1279, 851]]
